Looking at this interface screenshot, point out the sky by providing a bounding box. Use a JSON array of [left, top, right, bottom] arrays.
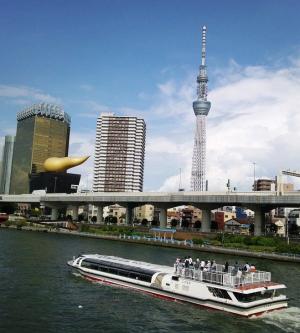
[[1, 0, 300, 192]]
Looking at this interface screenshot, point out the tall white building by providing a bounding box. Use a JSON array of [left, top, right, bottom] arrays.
[[93, 113, 146, 192]]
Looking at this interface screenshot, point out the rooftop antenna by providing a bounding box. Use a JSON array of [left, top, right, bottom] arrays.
[[178, 168, 184, 191], [201, 25, 207, 67]]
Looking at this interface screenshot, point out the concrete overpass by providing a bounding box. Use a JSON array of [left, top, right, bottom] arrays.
[[1, 191, 300, 236]]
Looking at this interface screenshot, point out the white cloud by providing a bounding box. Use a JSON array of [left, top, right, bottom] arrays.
[[68, 131, 95, 191], [4, 58, 300, 194], [148, 58, 300, 192], [0, 85, 60, 104], [157, 81, 176, 96], [76, 101, 112, 118]]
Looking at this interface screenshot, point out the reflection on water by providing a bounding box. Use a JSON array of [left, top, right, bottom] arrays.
[[0, 229, 299, 333]]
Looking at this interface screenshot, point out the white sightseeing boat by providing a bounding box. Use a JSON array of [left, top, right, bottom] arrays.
[[68, 254, 288, 317]]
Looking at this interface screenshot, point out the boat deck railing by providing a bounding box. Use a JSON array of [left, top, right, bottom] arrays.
[[174, 263, 271, 288]]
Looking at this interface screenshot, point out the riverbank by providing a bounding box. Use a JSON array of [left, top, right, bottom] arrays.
[[2, 224, 300, 263]]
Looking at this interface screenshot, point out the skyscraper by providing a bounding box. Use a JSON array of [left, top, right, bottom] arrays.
[[93, 113, 146, 192], [191, 26, 211, 191], [10, 103, 71, 194], [0, 135, 15, 194]]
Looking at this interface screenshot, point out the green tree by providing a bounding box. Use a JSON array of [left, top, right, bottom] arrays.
[[78, 214, 85, 222], [181, 218, 190, 229], [104, 215, 118, 224], [249, 223, 254, 234], [211, 220, 218, 230], [170, 219, 178, 228], [111, 216, 118, 224], [151, 219, 159, 227], [141, 218, 148, 226], [66, 215, 73, 221], [194, 220, 201, 229]]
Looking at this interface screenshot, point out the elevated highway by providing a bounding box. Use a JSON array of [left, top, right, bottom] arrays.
[[1, 191, 300, 235]]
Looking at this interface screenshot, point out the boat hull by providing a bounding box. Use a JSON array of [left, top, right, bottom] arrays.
[[70, 265, 288, 318]]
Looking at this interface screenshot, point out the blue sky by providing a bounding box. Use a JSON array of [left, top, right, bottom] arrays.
[[1, 0, 300, 191]]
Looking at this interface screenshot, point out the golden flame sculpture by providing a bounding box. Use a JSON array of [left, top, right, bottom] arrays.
[[43, 156, 90, 172]]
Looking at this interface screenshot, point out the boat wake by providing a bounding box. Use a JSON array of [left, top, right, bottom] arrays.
[[259, 307, 300, 332]]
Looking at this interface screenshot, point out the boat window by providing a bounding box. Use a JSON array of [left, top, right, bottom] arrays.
[[81, 259, 153, 282], [233, 290, 276, 302], [208, 287, 231, 300], [172, 276, 179, 281], [81, 260, 99, 271]]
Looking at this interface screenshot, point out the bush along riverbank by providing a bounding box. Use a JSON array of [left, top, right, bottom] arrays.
[[192, 234, 300, 255], [2, 221, 300, 258]]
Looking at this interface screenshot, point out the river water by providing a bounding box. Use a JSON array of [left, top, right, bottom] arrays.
[[0, 229, 299, 333]]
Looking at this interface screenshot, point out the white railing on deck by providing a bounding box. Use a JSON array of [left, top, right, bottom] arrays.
[[174, 264, 271, 288]]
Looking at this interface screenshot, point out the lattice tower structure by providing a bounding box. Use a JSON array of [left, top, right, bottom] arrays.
[[191, 26, 211, 191]]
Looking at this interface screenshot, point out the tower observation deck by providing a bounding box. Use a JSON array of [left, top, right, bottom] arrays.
[[191, 26, 211, 191]]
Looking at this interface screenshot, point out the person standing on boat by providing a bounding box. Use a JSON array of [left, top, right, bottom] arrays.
[[236, 268, 242, 286], [206, 260, 211, 271], [211, 260, 217, 272], [184, 257, 189, 277], [223, 261, 229, 273], [175, 258, 180, 274], [232, 262, 239, 276], [243, 262, 250, 273], [200, 260, 205, 271]]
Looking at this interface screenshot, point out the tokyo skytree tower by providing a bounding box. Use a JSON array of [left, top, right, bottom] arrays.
[[191, 26, 211, 191]]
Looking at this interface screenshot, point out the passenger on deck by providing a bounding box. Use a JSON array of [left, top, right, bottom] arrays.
[[211, 260, 217, 272], [194, 258, 200, 279], [206, 260, 211, 271], [194, 258, 200, 270], [232, 262, 239, 276], [243, 262, 250, 273], [200, 260, 205, 271], [236, 268, 242, 286], [250, 264, 256, 272], [184, 257, 189, 277], [188, 256, 194, 278], [223, 261, 229, 273], [175, 258, 180, 274]]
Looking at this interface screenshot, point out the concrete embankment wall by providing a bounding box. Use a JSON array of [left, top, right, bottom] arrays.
[[2, 225, 300, 263]]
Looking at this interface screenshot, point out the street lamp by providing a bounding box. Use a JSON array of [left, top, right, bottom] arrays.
[[286, 219, 290, 245], [54, 176, 58, 193], [253, 162, 256, 190]]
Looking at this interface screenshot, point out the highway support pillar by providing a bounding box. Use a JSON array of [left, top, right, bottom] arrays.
[[158, 206, 168, 228], [51, 207, 59, 221], [254, 208, 263, 236], [201, 209, 211, 233], [126, 203, 134, 225], [72, 206, 79, 221], [96, 205, 103, 224]]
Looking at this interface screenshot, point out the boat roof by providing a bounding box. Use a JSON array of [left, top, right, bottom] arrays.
[[80, 254, 174, 274]]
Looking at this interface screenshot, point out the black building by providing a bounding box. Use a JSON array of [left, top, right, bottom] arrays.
[[30, 172, 80, 194]]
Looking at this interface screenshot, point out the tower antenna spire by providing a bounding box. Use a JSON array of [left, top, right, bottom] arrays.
[[191, 25, 211, 192], [201, 25, 206, 66]]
